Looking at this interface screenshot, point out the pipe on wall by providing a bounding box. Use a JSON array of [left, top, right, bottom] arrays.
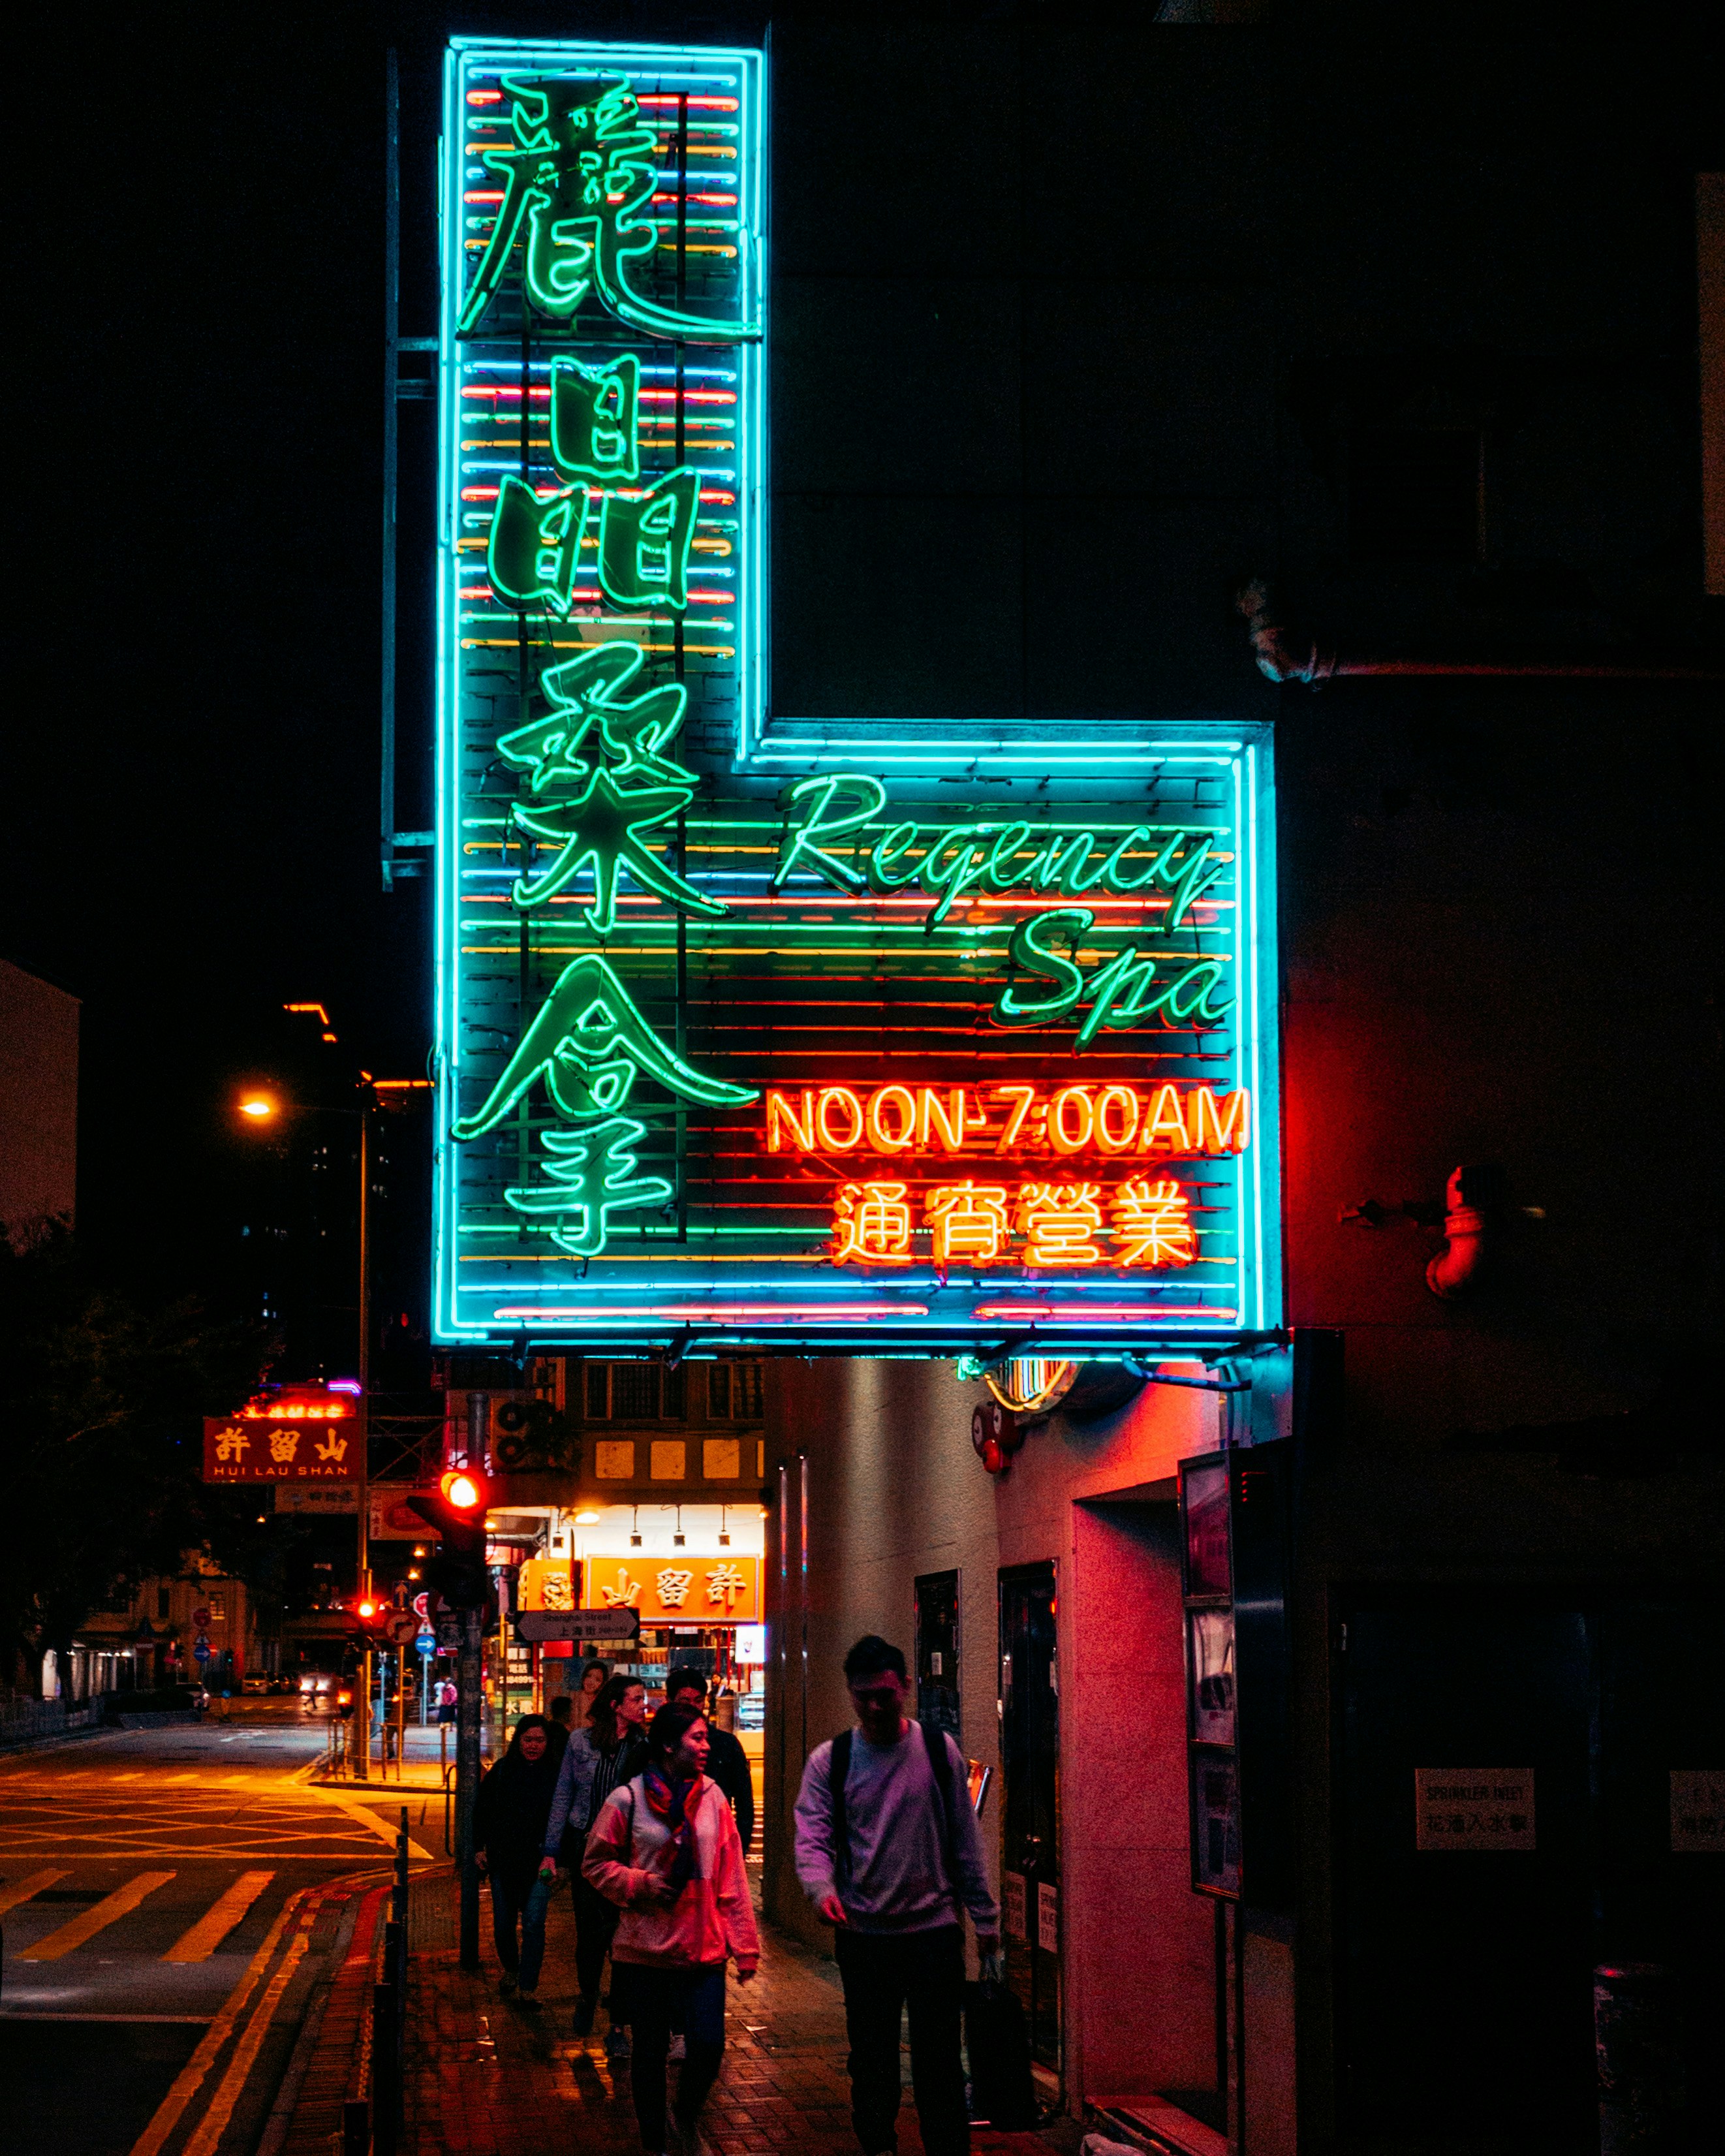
[[1236, 583, 1724, 686], [1425, 1166, 1488, 1299]]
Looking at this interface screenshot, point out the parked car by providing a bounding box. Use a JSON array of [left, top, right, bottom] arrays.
[[241, 1672, 270, 1695]]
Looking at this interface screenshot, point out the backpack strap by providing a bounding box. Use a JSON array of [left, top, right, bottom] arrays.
[[921, 1720, 959, 1887], [828, 1730, 853, 1885]]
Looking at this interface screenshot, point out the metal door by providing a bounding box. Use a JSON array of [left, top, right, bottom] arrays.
[[999, 1561, 1060, 2080]]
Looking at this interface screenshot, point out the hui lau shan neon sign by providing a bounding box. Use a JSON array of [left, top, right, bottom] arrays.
[[433, 37, 1281, 1356]]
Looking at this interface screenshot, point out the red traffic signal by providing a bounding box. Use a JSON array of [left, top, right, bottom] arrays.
[[403, 1467, 493, 1611], [440, 1467, 488, 1514]]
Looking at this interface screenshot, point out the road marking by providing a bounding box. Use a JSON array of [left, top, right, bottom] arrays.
[[0, 2011, 214, 2024], [163, 1870, 276, 1962], [181, 1923, 312, 2156], [127, 1887, 310, 2156], [20, 1870, 176, 1958], [0, 1866, 68, 1914], [323, 1789, 434, 1860]]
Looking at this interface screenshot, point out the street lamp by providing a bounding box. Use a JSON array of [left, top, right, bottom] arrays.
[[235, 1077, 394, 1777]]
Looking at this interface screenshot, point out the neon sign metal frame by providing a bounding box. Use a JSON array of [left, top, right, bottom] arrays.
[[433, 35, 1281, 1359]]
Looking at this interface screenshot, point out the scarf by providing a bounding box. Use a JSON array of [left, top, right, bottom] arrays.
[[640, 1764, 701, 1897]]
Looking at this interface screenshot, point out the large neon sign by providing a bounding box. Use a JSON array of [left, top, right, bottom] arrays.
[[434, 35, 1279, 1356]]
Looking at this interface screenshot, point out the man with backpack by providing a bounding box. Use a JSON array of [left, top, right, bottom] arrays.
[[794, 1635, 999, 2156]]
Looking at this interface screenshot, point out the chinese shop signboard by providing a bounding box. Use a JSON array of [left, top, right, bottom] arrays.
[[433, 37, 1280, 1356], [202, 1417, 356, 1483], [585, 1553, 762, 1625]]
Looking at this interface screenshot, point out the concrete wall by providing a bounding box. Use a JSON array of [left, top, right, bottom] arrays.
[[764, 1357, 1223, 2113], [0, 958, 78, 1237]]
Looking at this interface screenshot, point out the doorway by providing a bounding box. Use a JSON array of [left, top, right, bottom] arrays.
[[999, 1561, 1061, 2086], [915, 1570, 961, 1745], [1337, 1595, 1725, 2148]]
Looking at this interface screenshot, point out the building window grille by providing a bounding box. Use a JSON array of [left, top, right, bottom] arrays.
[[707, 1362, 764, 1419], [612, 1364, 661, 1420]]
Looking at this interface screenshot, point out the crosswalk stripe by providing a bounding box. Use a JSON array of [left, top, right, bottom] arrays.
[[0, 1866, 68, 1914], [161, 1871, 275, 1963], [19, 1869, 176, 1958]]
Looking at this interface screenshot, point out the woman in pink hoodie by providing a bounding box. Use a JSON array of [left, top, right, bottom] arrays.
[[583, 1702, 760, 2156]]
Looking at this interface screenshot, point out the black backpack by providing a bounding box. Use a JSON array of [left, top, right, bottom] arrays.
[[826, 1719, 957, 1889]]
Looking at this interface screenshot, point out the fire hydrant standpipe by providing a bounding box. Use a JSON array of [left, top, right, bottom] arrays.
[[1426, 1166, 1487, 1298]]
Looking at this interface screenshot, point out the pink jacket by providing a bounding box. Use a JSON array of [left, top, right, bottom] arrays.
[[583, 1773, 760, 1973]]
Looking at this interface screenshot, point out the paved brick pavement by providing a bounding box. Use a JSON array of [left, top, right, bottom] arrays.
[[390, 1864, 1075, 2156]]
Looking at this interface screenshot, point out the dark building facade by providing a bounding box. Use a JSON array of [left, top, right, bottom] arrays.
[[750, 13, 1725, 2154]]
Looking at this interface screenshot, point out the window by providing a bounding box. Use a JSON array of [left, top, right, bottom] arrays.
[[1349, 428, 1483, 564], [707, 1362, 764, 1419], [586, 1362, 683, 1420], [612, 1364, 660, 1419], [156, 1587, 172, 1620]]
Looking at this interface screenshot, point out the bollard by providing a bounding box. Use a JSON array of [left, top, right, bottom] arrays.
[[394, 1806, 410, 1926], [372, 1977, 399, 2156], [1595, 1963, 1685, 2155]]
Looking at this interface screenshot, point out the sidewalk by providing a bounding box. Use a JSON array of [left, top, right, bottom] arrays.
[[286, 1858, 1081, 2156]]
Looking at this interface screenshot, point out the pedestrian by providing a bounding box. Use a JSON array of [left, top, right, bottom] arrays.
[[583, 1702, 759, 2156], [473, 1711, 561, 2005], [666, 1668, 755, 1854], [548, 1693, 574, 1755], [437, 1676, 457, 1725], [794, 1635, 999, 2156], [542, 1670, 650, 2055]]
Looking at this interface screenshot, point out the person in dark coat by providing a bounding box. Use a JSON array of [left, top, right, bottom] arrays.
[[541, 1673, 650, 2054], [474, 1712, 561, 2002], [667, 1670, 755, 1854]]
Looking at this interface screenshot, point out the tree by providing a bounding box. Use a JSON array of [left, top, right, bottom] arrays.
[[0, 1219, 272, 1695]]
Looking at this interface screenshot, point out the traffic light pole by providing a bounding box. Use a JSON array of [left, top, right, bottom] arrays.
[[354, 1105, 373, 1781], [456, 1603, 484, 1968]]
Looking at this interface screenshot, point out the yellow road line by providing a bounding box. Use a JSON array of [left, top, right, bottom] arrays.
[[0, 1866, 67, 1914], [20, 1870, 176, 1958], [181, 1924, 312, 2156], [127, 1887, 309, 2156], [162, 1871, 275, 1963], [323, 1789, 433, 1861]]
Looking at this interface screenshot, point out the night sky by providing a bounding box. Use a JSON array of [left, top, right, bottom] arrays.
[[9, 5, 723, 1304]]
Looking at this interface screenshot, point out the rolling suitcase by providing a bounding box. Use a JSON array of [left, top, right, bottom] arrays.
[[964, 1974, 1037, 2129]]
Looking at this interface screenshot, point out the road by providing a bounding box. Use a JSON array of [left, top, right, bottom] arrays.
[[0, 1701, 437, 2156]]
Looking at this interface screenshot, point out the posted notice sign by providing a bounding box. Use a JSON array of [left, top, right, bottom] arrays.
[[1415, 1768, 1536, 1852]]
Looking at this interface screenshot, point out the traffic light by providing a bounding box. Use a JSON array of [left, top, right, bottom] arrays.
[[405, 1468, 492, 1610]]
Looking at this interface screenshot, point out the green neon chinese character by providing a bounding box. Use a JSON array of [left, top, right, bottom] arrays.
[[450, 952, 757, 1140], [551, 354, 640, 485], [457, 74, 760, 344], [598, 467, 701, 613], [498, 643, 721, 930], [498, 642, 689, 796], [505, 1114, 671, 1256], [487, 477, 589, 614]]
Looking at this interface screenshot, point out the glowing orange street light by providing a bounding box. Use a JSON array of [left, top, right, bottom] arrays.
[[238, 1093, 277, 1120]]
